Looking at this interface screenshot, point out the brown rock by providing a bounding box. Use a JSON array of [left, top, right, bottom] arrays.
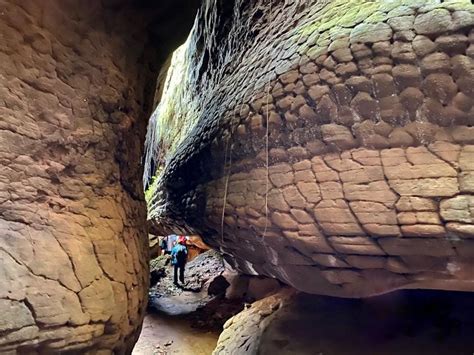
[[396, 196, 437, 212], [277, 96, 295, 110], [351, 92, 379, 120], [308, 85, 331, 101], [392, 64, 421, 90], [335, 62, 358, 76], [388, 128, 414, 148], [299, 61, 318, 74], [391, 42, 417, 63], [312, 254, 348, 268], [280, 70, 299, 85], [319, 181, 344, 200], [271, 212, 299, 230], [350, 201, 397, 225], [343, 181, 398, 206], [451, 126, 474, 144], [420, 52, 451, 75], [329, 237, 385, 256], [435, 34, 469, 55], [346, 255, 386, 269], [321, 270, 361, 285], [446, 223, 474, 238], [394, 30, 416, 42], [269, 165, 294, 188], [314, 200, 364, 236], [299, 104, 318, 121], [389, 178, 459, 197], [401, 224, 446, 237], [332, 84, 352, 106], [412, 35, 437, 57], [351, 43, 372, 59], [294, 169, 316, 183], [321, 124, 357, 150], [332, 48, 353, 62], [452, 92, 473, 112], [364, 224, 401, 237], [267, 190, 290, 212], [302, 73, 320, 86], [290, 209, 314, 224], [282, 186, 308, 209], [422, 73, 458, 105], [373, 73, 397, 98], [379, 238, 455, 257], [346, 76, 373, 93], [400, 87, 424, 117], [460, 172, 474, 193], [398, 211, 441, 225], [296, 181, 321, 204], [339, 166, 384, 184], [379, 96, 407, 125]]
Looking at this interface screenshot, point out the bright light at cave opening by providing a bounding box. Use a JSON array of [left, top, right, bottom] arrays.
[[143, 33, 198, 205]]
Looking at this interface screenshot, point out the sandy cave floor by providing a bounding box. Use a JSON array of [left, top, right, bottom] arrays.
[[132, 312, 219, 355]]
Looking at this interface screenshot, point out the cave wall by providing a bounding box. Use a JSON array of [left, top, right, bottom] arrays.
[[0, 0, 198, 352], [146, 0, 474, 297]]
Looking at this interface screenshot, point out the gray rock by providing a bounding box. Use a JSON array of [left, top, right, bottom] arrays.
[[350, 22, 393, 44], [414, 9, 452, 35]]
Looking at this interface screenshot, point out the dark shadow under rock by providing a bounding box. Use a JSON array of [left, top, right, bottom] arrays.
[[259, 290, 474, 355]]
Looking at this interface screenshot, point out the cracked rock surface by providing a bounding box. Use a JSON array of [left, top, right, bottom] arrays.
[[0, 0, 198, 353], [146, 0, 474, 298]]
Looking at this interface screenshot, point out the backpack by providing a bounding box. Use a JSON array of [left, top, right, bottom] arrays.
[[173, 245, 187, 265]]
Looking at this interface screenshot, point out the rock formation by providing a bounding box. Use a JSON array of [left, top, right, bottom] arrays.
[[2, 0, 474, 352], [0, 0, 198, 353], [146, 0, 474, 298], [215, 288, 474, 354]]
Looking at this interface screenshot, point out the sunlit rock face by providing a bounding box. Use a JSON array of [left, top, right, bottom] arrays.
[[146, 0, 474, 298], [0, 0, 198, 352]]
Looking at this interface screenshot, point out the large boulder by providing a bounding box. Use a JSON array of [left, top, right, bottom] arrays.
[[0, 0, 198, 353], [145, 0, 474, 298]]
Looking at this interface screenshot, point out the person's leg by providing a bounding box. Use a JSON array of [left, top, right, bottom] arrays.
[[174, 264, 178, 284], [179, 265, 185, 283]]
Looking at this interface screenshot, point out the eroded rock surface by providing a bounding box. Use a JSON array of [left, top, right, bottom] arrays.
[[146, 0, 474, 297], [0, 0, 198, 353], [213, 288, 295, 355]]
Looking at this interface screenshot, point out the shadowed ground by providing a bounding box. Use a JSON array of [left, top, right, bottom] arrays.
[[260, 290, 474, 355]]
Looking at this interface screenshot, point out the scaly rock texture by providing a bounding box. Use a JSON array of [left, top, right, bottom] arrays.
[[0, 0, 198, 353], [146, 0, 474, 297]]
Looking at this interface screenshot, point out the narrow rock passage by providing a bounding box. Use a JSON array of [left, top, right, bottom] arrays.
[[132, 313, 219, 355], [132, 250, 240, 354], [148, 250, 226, 315]]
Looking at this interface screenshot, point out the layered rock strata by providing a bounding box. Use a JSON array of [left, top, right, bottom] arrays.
[[0, 0, 198, 353], [146, 0, 474, 297]]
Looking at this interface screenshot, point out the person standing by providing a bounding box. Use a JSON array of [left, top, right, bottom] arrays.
[[171, 236, 188, 285]]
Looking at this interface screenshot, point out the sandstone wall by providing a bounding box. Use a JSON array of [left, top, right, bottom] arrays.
[[147, 0, 474, 297], [0, 0, 198, 353]]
